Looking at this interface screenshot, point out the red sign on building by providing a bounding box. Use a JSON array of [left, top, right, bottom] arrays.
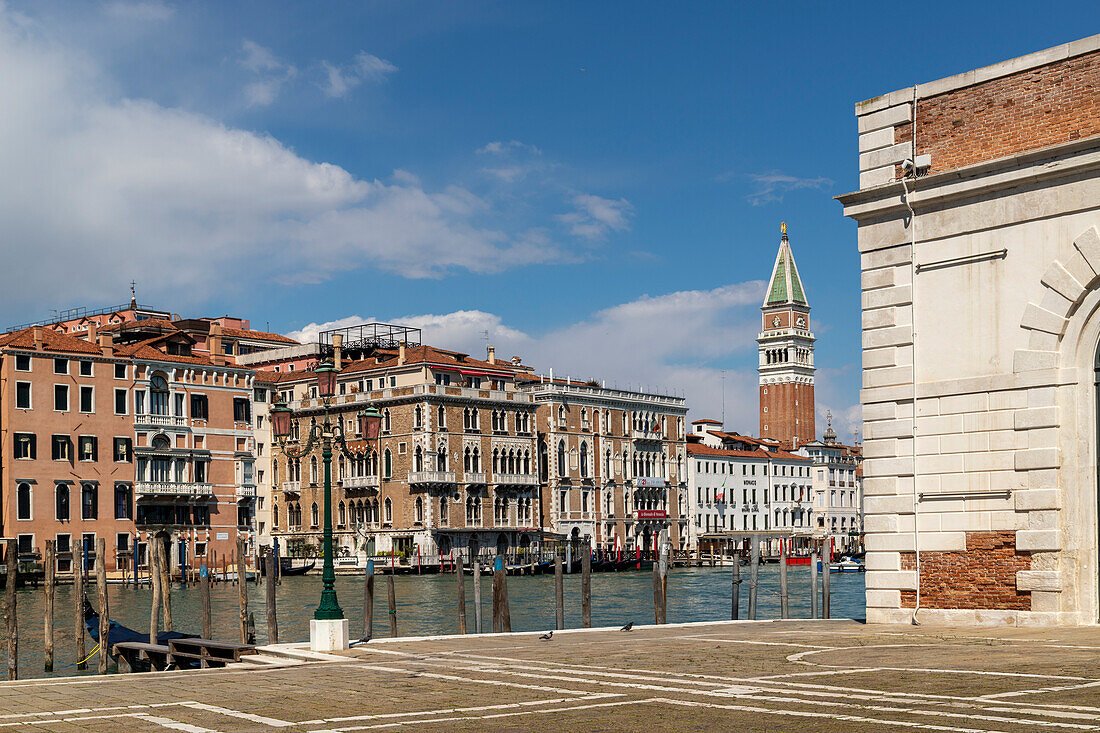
[[636, 510, 668, 519]]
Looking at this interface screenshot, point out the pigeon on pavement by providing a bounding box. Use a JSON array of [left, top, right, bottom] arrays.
[[620, 622, 634, 632], [538, 631, 553, 641]]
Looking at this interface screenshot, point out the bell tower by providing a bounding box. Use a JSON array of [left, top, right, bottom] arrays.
[[758, 222, 815, 448]]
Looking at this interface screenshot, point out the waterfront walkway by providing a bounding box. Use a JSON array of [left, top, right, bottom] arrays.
[[0, 619, 1096, 731]]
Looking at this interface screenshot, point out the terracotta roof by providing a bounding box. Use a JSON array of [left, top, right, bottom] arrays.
[[254, 370, 295, 384], [0, 327, 103, 355], [100, 318, 180, 333], [692, 419, 723, 424], [220, 327, 299, 344], [687, 442, 810, 462], [707, 431, 778, 446], [114, 339, 240, 368], [341, 345, 519, 375]]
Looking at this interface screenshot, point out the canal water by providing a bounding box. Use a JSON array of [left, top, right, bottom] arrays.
[[5, 565, 865, 679]]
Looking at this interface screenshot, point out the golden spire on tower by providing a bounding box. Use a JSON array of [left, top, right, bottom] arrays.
[[780, 221, 787, 236]]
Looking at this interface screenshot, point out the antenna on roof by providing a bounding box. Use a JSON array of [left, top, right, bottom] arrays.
[[721, 370, 726, 428], [130, 281, 137, 309]]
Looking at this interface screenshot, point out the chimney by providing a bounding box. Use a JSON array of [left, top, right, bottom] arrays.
[[32, 326, 43, 350], [398, 341, 406, 365], [86, 321, 98, 344], [487, 345, 495, 364], [209, 322, 225, 366], [99, 332, 114, 357], [333, 333, 343, 370], [511, 356, 521, 366]]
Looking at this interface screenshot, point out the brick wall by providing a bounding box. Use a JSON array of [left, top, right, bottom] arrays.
[[899, 531, 1031, 611], [759, 382, 815, 448], [895, 51, 1099, 175]]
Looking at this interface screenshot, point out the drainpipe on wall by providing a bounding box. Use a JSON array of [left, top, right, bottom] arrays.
[[903, 84, 922, 626]]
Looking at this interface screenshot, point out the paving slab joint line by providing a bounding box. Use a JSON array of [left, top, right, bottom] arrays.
[[285, 617, 800, 649]]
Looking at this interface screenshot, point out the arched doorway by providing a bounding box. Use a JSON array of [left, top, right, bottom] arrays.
[[496, 533, 508, 556]]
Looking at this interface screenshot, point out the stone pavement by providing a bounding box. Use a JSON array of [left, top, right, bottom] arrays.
[[0, 619, 1096, 731]]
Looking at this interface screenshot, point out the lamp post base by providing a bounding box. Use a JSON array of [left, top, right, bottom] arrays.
[[309, 618, 350, 652]]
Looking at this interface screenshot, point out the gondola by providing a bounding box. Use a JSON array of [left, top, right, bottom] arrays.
[[281, 561, 314, 576], [83, 596, 197, 649], [261, 560, 315, 577]]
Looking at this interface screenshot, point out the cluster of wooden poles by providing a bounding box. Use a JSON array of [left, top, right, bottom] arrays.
[[732, 544, 832, 621], [2, 539, 836, 680], [362, 545, 675, 639], [3, 536, 280, 681]]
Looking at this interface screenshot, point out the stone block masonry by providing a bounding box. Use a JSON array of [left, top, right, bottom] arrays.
[[840, 34, 1100, 626], [899, 531, 1031, 611]]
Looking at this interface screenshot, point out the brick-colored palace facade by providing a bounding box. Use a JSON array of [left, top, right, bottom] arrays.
[[0, 303, 297, 575], [260, 332, 687, 559]]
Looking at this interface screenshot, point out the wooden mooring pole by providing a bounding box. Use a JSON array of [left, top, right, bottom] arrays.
[[364, 560, 374, 640], [455, 555, 467, 634], [822, 537, 831, 620], [651, 553, 662, 624], [200, 562, 212, 639], [810, 550, 819, 619], [387, 574, 397, 637], [95, 538, 109, 674], [748, 539, 760, 620], [553, 554, 564, 630], [265, 553, 278, 644], [491, 556, 506, 633], [75, 543, 87, 670], [473, 560, 483, 634], [149, 541, 161, 645], [655, 541, 664, 620], [731, 553, 740, 620], [6, 539, 17, 680], [779, 543, 789, 620], [158, 537, 172, 631], [44, 540, 55, 673], [581, 545, 592, 628], [236, 537, 248, 643]]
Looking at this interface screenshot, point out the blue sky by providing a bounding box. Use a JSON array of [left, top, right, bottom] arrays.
[[2, 1, 1097, 439]]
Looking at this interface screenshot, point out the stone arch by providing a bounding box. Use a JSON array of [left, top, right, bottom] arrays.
[[1013, 225, 1100, 622]]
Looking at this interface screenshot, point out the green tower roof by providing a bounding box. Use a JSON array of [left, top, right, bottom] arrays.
[[764, 224, 808, 307]]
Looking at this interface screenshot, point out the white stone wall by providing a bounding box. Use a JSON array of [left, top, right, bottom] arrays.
[[843, 138, 1100, 625]]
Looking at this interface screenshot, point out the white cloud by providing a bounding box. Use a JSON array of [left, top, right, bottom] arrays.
[[559, 193, 633, 240], [291, 280, 771, 431], [744, 171, 833, 206], [321, 51, 396, 98], [813, 363, 863, 446], [476, 140, 541, 156], [0, 10, 598, 313], [102, 1, 174, 22], [476, 140, 547, 184], [240, 40, 297, 107]]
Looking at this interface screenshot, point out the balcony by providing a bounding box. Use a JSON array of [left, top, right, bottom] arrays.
[[236, 485, 257, 499], [632, 429, 663, 442], [495, 473, 538, 486], [136, 481, 213, 497], [281, 481, 301, 493], [343, 475, 379, 490], [464, 472, 488, 485], [134, 414, 188, 428], [408, 471, 457, 485]]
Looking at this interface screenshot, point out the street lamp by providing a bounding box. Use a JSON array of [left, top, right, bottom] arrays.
[[271, 361, 382, 650]]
